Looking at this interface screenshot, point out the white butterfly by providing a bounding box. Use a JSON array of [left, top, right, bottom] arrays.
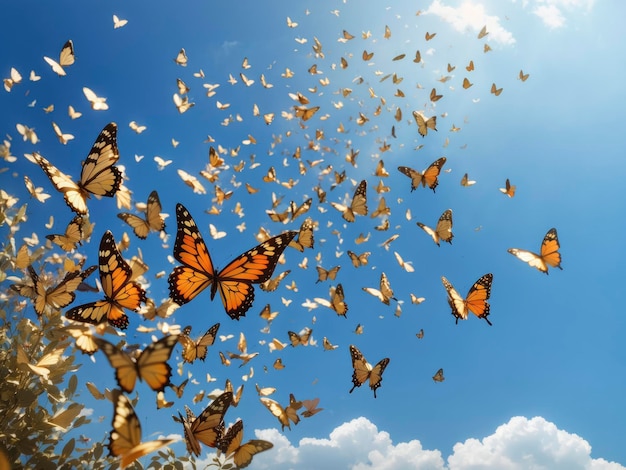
[[173, 93, 194, 113], [3, 67, 22, 92], [209, 223, 226, 240], [16, 124, 38, 144], [43, 40, 75, 76], [113, 14, 128, 29], [68, 105, 82, 119], [82, 87, 109, 110], [129, 121, 147, 134], [51, 122, 74, 145]]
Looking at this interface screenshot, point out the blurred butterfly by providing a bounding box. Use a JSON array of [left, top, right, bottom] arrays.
[[94, 334, 179, 392], [288, 218, 314, 252], [398, 157, 446, 192], [16, 124, 38, 144], [425, 31, 436, 40], [416, 209, 453, 246], [349, 345, 389, 398], [259, 270, 290, 292], [117, 190, 165, 239], [179, 323, 220, 363], [169, 378, 189, 399], [294, 105, 320, 121], [433, 368, 445, 382], [430, 88, 443, 102], [477, 25, 488, 39], [315, 265, 340, 283], [128, 121, 146, 134], [290, 198, 312, 221], [347, 250, 370, 268], [109, 389, 175, 469], [460, 173, 476, 187], [3, 67, 22, 92], [224, 379, 244, 407], [176, 391, 232, 456], [113, 14, 128, 29], [499, 178, 516, 198], [301, 398, 323, 417], [33, 123, 122, 214], [322, 337, 338, 351], [315, 284, 348, 317], [362, 272, 396, 305], [260, 396, 301, 430], [217, 420, 273, 469], [331, 179, 368, 222], [168, 204, 297, 319], [519, 70, 529, 82], [43, 40, 75, 76], [462, 77, 473, 89], [412, 111, 437, 137], [65, 231, 146, 329], [174, 48, 188, 66], [370, 197, 390, 218], [83, 87, 109, 110], [491, 83, 503, 96], [508, 228, 563, 274], [46, 215, 83, 251], [362, 50, 374, 61], [441, 273, 493, 325], [288, 327, 313, 347], [466, 60, 475, 72], [173, 93, 194, 113], [51, 122, 74, 145]]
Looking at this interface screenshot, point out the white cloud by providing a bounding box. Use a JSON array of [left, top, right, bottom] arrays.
[[533, 4, 567, 28], [238, 416, 624, 470], [530, 0, 595, 28], [424, 1, 515, 45]]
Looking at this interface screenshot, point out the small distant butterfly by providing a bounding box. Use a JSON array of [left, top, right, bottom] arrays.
[[113, 14, 128, 29], [441, 273, 493, 325], [260, 396, 301, 430], [288, 218, 315, 252], [315, 265, 340, 283], [460, 173, 476, 187], [83, 87, 109, 110], [331, 179, 368, 222], [433, 368, 445, 382], [174, 48, 188, 66], [416, 209, 453, 246], [43, 40, 75, 76], [347, 250, 370, 268], [288, 327, 313, 347], [491, 83, 503, 96], [499, 178, 516, 198], [412, 111, 437, 137], [362, 272, 396, 305], [398, 157, 446, 192], [508, 228, 563, 274], [477, 25, 488, 39], [315, 284, 348, 317], [519, 70, 529, 82], [463, 77, 473, 89], [117, 190, 165, 239], [349, 345, 389, 398]]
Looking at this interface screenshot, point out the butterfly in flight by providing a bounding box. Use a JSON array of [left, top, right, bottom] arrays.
[[398, 157, 446, 192], [508, 228, 563, 274], [331, 179, 368, 222], [349, 345, 390, 398], [178, 323, 220, 363], [217, 419, 273, 468], [168, 204, 297, 319], [45, 215, 84, 252], [109, 389, 176, 469], [33, 123, 122, 214], [416, 209, 453, 246], [65, 231, 146, 329], [441, 273, 493, 325], [117, 190, 166, 239], [43, 40, 75, 76], [412, 111, 437, 137]]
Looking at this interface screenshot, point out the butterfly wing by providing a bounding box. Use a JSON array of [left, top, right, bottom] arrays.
[[94, 338, 138, 393], [46, 215, 83, 251], [350, 180, 368, 218], [260, 398, 291, 430], [397, 166, 422, 192], [33, 152, 86, 214], [136, 335, 179, 391], [441, 276, 467, 323], [434, 209, 453, 244], [349, 345, 370, 392], [58, 40, 75, 67], [78, 123, 122, 198], [288, 218, 314, 252], [368, 358, 390, 398], [422, 157, 446, 191], [540, 228, 562, 270], [185, 391, 232, 454], [168, 204, 216, 305], [117, 213, 150, 239], [39, 265, 97, 315], [465, 274, 493, 325], [192, 323, 220, 362], [145, 190, 166, 232]]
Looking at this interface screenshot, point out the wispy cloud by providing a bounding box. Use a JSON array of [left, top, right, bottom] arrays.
[[424, 1, 516, 45], [204, 416, 624, 470], [529, 0, 596, 28]]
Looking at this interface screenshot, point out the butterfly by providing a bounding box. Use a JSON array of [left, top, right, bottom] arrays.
[[416, 209, 453, 246], [117, 190, 165, 239], [83, 87, 109, 110], [499, 178, 516, 198], [460, 173, 476, 187], [109, 389, 176, 469], [46, 215, 84, 251], [301, 398, 323, 417], [3, 67, 22, 92], [173, 93, 194, 113], [260, 395, 301, 430], [65, 231, 146, 330], [94, 334, 179, 393], [398, 157, 447, 192], [217, 420, 273, 469], [179, 323, 220, 363], [425, 31, 436, 40], [362, 50, 374, 61], [177, 391, 232, 456], [430, 88, 443, 102], [477, 25, 488, 39], [508, 228, 563, 274], [288, 327, 313, 347], [331, 179, 368, 222], [288, 218, 314, 252], [294, 105, 320, 121], [491, 83, 503, 96], [33, 123, 122, 215], [362, 273, 396, 305], [259, 270, 290, 292], [168, 204, 297, 319], [433, 368, 445, 382], [26, 264, 96, 317], [315, 284, 348, 317], [43, 40, 75, 76], [51, 122, 74, 144], [519, 70, 529, 81], [349, 345, 390, 398], [113, 14, 128, 29], [412, 111, 437, 137], [441, 273, 493, 325], [174, 48, 188, 66], [463, 77, 473, 89], [315, 265, 340, 283], [347, 250, 370, 267]]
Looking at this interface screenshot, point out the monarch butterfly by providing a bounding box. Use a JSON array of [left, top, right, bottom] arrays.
[[323, 337, 338, 351], [398, 157, 447, 192], [94, 334, 179, 392], [499, 178, 516, 198], [433, 368, 445, 382], [65, 231, 146, 330], [412, 111, 437, 137], [362, 272, 396, 305], [33, 123, 122, 215], [23, 264, 96, 316], [347, 250, 370, 267], [290, 198, 312, 221], [430, 88, 443, 102], [362, 50, 374, 61], [179, 323, 220, 363], [315, 265, 340, 283], [425, 31, 436, 41], [46, 215, 84, 251], [441, 273, 493, 325], [260, 395, 301, 430], [370, 197, 390, 219], [177, 391, 232, 456], [349, 345, 390, 398], [169, 204, 297, 319], [288, 327, 313, 347], [508, 228, 563, 274], [43, 40, 75, 76], [288, 218, 315, 252], [217, 420, 273, 469], [331, 179, 368, 222], [416, 209, 454, 246], [315, 284, 348, 317], [491, 83, 503, 96], [109, 389, 176, 469], [117, 190, 166, 239]]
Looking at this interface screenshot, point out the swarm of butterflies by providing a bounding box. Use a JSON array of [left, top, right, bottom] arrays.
[[2, 7, 561, 469]]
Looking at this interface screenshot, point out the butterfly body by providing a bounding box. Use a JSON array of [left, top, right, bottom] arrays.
[[441, 273, 493, 325]]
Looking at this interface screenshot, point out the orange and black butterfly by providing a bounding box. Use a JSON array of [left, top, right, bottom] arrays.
[[32, 123, 122, 215], [349, 345, 389, 398], [65, 231, 146, 329], [398, 157, 446, 192], [178, 323, 220, 363], [441, 273, 493, 325], [508, 228, 562, 274], [46, 215, 84, 251], [330, 179, 368, 222], [217, 419, 273, 469], [168, 204, 297, 319]]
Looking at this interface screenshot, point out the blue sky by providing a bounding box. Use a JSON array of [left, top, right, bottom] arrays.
[[2, 0, 626, 468]]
